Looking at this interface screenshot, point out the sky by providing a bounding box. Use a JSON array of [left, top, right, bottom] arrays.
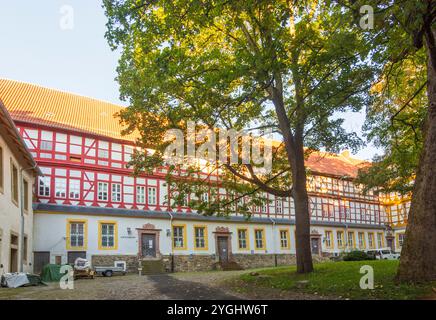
[[0, 0, 380, 160]]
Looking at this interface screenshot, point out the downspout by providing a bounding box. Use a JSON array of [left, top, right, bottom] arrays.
[[167, 212, 174, 272], [19, 164, 37, 273], [269, 218, 277, 267]]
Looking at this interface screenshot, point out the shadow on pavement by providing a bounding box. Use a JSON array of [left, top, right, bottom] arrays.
[[147, 274, 242, 300]]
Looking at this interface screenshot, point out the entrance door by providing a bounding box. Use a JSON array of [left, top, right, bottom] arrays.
[[217, 236, 229, 263], [387, 238, 394, 251], [34, 252, 50, 274], [10, 248, 18, 272], [311, 238, 320, 255], [141, 234, 156, 258]]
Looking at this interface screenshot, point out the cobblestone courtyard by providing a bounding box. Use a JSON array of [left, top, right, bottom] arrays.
[[0, 271, 246, 300]]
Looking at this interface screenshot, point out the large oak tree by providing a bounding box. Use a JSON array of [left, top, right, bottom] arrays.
[[104, 0, 374, 273]]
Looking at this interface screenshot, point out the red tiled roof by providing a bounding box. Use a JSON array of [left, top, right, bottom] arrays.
[[0, 79, 139, 142], [0, 79, 366, 178]]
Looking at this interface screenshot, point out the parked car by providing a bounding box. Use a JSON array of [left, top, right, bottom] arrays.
[[366, 248, 400, 260]]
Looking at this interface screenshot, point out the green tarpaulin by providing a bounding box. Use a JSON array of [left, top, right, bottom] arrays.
[[40, 264, 69, 282]]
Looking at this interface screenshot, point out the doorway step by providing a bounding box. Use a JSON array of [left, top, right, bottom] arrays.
[[219, 261, 244, 271], [141, 259, 166, 275]]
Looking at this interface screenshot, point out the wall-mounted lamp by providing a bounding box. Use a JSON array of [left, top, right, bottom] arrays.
[[127, 227, 132, 235], [166, 229, 171, 237]]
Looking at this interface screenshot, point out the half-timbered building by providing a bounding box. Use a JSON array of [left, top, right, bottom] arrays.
[[0, 79, 407, 273]]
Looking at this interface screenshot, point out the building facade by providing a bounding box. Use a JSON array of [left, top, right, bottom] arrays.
[[0, 99, 39, 274], [0, 79, 407, 273]]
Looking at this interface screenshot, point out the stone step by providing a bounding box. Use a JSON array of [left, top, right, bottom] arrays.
[[220, 261, 244, 271], [141, 259, 166, 275]]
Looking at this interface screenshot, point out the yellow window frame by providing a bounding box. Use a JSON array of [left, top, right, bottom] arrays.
[[98, 220, 118, 250], [279, 228, 290, 249], [396, 232, 405, 248], [172, 224, 187, 250], [237, 228, 250, 250], [193, 225, 208, 250], [66, 218, 88, 250], [368, 232, 375, 249], [347, 231, 356, 249], [324, 230, 334, 249], [377, 232, 385, 248], [254, 228, 266, 250], [358, 232, 366, 249], [336, 231, 345, 249]]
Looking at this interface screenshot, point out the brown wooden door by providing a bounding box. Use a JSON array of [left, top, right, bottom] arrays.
[[10, 248, 18, 272], [217, 236, 229, 263], [142, 234, 156, 258], [34, 251, 50, 274], [311, 238, 320, 255]]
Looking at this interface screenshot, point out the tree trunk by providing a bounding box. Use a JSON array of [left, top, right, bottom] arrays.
[[293, 142, 314, 274], [396, 30, 436, 283]]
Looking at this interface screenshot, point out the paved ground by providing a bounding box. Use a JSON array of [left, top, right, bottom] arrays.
[[0, 271, 246, 300]]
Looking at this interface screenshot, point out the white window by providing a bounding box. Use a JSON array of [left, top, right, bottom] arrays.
[[276, 198, 283, 214], [40, 140, 53, 151], [112, 183, 121, 202], [173, 226, 184, 248], [38, 176, 50, 197], [398, 233, 406, 247], [280, 230, 289, 248], [238, 229, 248, 249], [55, 178, 67, 198], [69, 179, 80, 199], [148, 187, 157, 205], [70, 222, 84, 247], [98, 149, 109, 159], [136, 186, 146, 204], [255, 229, 264, 249], [98, 182, 108, 201], [201, 192, 209, 203], [194, 227, 206, 249], [101, 223, 115, 248], [377, 233, 384, 248]]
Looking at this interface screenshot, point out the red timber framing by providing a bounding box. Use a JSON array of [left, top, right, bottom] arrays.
[[18, 121, 385, 226]]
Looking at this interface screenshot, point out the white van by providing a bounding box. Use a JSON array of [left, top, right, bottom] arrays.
[[366, 248, 400, 260]]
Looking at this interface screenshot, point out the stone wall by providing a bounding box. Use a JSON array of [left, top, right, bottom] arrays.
[[91, 255, 139, 273], [162, 254, 218, 273], [91, 253, 328, 273]]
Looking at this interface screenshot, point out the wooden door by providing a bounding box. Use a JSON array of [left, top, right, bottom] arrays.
[[217, 236, 229, 263], [10, 248, 18, 272], [34, 251, 50, 274], [141, 234, 156, 258], [311, 238, 320, 255]]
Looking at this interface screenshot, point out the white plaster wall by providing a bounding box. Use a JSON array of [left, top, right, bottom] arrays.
[[0, 134, 34, 273], [34, 211, 388, 265]]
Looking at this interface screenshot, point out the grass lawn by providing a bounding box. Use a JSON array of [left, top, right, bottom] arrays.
[[232, 260, 435, 300]]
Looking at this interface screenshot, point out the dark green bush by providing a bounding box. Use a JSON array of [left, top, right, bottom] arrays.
[[342, 250, 374, 261]]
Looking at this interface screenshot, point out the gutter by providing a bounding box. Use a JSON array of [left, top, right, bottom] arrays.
[[269, 217, 277, 267]]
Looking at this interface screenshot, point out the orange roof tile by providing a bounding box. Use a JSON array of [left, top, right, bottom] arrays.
[[0, 79, 139, 142], [0, 79, 366, 178]]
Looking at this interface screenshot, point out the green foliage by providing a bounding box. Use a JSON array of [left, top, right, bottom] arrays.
[[235, 260, 434, 299], [342, 250, 374, 261], [342, 0, 430, 195], [103, 0, 375, 215]]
